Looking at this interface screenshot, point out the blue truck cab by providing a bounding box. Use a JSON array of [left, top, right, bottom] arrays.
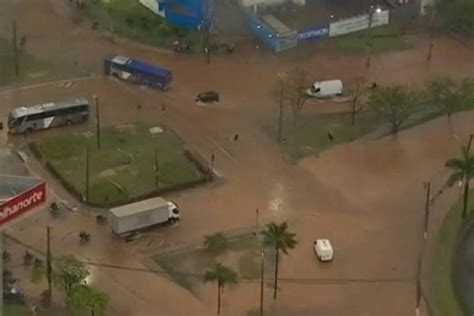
[[104, 55, 172, 91]]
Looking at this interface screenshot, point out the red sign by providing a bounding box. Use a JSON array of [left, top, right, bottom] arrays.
[[0, 182, 46, 225]]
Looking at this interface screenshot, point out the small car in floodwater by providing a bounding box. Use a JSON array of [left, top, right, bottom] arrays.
[[196, 91, 220, 103]]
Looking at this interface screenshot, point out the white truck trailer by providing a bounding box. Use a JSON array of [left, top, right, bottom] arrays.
[[109, 197, 180, 235]]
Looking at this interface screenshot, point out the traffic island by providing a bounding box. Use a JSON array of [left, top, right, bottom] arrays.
[[152, 232, 274, 294], [430, 191, 474, 316], [29, 123, 211, 206]]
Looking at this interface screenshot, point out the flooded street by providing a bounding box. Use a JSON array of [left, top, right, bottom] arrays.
[[0, 0, 473, 315]]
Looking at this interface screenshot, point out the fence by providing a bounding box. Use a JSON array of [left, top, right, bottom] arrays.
[[329, 9, 390, 37], [297, 22, 329, 41]]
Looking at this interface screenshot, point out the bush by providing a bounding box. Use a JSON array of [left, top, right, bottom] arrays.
[[204, 233, 228, 255]]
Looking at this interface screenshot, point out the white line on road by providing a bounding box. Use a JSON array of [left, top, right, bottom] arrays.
[[207, 137, 238, 166], [0, 73, 96, 96]]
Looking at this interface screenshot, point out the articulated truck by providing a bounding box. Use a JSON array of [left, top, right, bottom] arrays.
[[109, 197, 180, 235]]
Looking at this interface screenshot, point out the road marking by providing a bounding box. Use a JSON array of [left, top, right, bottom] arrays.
[[0, 73, 96, 96], [207, 137, 238, 166]]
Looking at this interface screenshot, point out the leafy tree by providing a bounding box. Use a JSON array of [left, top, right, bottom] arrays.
[[446, 144, 474, 218], [203, 233, 228, 255], [33, 256, 89, 301], [69, 284, 108, 316], [284, 68, 310, 126], [203, 263, 238, 315], [261, 221, 297, 300], [425, 76, 474, 128], [437, 0, 474, 36], [367, 85, 419, 135]]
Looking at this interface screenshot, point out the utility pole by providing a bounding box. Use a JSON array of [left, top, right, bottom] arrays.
[[255, 208, 259, 234], [85, 142, 90, 202], [277, 72, 287, 143], [365, 3, 374, 70], [260, 251, 265, 316], [426, 3, 436, 62], [205, 24, 211, 65], [154, 145, 159, 191], [94, 95, 101, 150], [423, 182, 431, 239], [46, 226, 53, 307], [415, 246, 423, 316], [204, 0, 212, 65], [0, 231, 4, 316], [12, 20, 19, 78]]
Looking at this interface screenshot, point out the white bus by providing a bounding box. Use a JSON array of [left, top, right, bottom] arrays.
[[7, 99, 89, 134]]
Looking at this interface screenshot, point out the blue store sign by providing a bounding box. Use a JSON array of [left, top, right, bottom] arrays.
[[297, 24, 329, 41]]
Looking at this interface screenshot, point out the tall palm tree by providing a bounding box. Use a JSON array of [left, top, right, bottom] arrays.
[[261, 221, 297, 300], [203, 263, 238, 315], [446, 144, 474, 218]]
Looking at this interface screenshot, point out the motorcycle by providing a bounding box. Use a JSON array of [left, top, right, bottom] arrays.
[[79, 231, 90, 244], [23, 251, 34, 266], [49, 202, 61, 217]]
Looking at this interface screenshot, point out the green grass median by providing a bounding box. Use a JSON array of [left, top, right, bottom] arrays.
[[36, 124, 206, 206]]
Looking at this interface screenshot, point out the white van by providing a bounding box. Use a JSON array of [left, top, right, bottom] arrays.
[[313, 239, 334, 262], [306, 80, 343, 98]]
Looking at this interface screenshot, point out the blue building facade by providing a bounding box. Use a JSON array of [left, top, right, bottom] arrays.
[[139, 0, 210, 29]]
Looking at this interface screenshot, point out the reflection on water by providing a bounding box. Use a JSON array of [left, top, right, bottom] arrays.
[[0, 148, 28, 175], [268, 181, 287, 221]]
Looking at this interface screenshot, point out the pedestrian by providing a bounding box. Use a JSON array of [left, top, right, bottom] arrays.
[[327, 132, 334, 141], [233, 133, 239, 141]]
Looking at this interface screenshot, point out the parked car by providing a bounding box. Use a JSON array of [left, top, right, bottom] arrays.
[[196, 91, 220, 103], [313, 239, 334, 262]]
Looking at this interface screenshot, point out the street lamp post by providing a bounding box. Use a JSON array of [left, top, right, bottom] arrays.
[[366, 4, 381, 70], [366, 4, 375, 70], [260, 251, 265, 316], [277, 72, 287, 143], [255, 208, 259, 234]]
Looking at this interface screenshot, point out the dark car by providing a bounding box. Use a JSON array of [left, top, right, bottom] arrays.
[[196, 91, 219, 103]]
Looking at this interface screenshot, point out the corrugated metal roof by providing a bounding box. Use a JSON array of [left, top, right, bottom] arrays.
[[261, 15, 293, 35], [0, 175, 43, 200]]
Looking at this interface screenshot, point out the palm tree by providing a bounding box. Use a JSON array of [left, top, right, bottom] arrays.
[[261, 221, 297, 300], [203, 263, 238, 315], [446, 144, 474, 218]]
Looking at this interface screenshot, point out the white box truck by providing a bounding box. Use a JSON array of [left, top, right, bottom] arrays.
[[306, 80, 343, 98], [109, 197, 180, 235]]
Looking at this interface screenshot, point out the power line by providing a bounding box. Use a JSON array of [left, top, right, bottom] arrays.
[[4, 233, 414, 286]]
